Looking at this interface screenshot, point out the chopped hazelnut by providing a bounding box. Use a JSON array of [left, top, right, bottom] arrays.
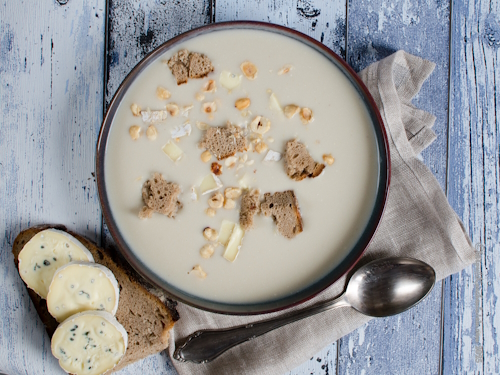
[[166, 103, 179, 116], [146, 125, 157, 140], [225, 156, 237, 168], [195, 92, 205, 101], [205, 207, 216, 217], [129, 125, 142, 140], [255, 141, 268, 154], [208, 192, 224, 209], [250, 116, 271, 134], [200, 244, 215, 259], [130, 103, 141, 116], [299, 107, 314, 124], [224, 198, 236, 210], [224, 187, 242, 199], [203, 227, 219, 242], [323, 154, 335, 165], [239, 154, 248, 163], [240, 61, 258, 80], [278, 64, 293, 75], [202, 101, 217, 114], [246, 159, 255, 166], [235, 98, 251, 111], [190, 265, 207, 278], [211, 162, 223, 175], [201, 150, 212, 163], [202, 79, 217, 93], [267, 137, 274, 143], [284, 105, 300, 119], [156, 86, 171, 100], [196, 121, 209, 130]]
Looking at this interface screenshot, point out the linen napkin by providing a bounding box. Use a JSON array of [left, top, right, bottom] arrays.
[[167, 51, 477, 375]]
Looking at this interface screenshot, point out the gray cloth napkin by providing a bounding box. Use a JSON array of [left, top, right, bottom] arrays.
[[167, 51, 476, 375]]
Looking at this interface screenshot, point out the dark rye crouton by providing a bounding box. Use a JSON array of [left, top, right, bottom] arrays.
[[167, 49, 214, 85], [140, 173, 182, 218], [261, 190, 303, 239], [285, 140, 325, 181], [239, 189, 261, 230], [199, 124, 248, 160]]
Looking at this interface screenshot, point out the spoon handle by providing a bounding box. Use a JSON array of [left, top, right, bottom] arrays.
[[173, 296, 350, 363]]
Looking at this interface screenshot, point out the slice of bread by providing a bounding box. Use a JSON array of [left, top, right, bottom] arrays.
[[141, 173, 182, 218], [284, 140, 325, 181], [260, 190, 303, 239], [12, 225, 178, 373], [167, 49, 213, 85], [239, 189, 261, 230], [188, 52, 214, 79], [199, 124, 248, 160]]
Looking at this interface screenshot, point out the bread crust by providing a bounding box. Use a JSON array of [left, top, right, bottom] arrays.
[[12, 225, 177, 373]]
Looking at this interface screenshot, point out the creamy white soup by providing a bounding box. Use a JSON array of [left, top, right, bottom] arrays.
[[104, 28, 379, 304]]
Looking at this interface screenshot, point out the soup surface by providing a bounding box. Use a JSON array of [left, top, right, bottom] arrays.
[[104, 28, 379, 304]]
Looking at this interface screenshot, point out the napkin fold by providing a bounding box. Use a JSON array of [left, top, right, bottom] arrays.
[[167, 51, 476, 375]]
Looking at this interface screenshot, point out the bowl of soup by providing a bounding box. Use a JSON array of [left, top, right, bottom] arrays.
[[96, 21, 390, 314]]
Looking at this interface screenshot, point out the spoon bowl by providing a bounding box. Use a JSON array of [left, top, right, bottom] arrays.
[[174, 257, 436, 363]]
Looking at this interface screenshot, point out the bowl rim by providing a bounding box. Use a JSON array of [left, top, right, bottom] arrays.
[[96, 20, 391, 315]]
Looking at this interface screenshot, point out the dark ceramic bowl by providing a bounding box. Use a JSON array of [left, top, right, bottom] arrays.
[[96, 21, 390, 315]]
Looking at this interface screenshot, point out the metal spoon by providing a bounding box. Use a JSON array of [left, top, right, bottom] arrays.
[[173, 257, 436, 363]]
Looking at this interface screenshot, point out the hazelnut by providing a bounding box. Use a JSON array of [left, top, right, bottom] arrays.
[[278, 64, 293, 75], [202, 79, 217, 93], [202, 101, 217, 114], [224, 187, 242, 199], [129, 125, 142, 140], [200, 244, 215, 259], [190, 265, 207, 279], [146, 125, 157, 140], [203, 227, 219, 242], [130, 103, 141, 116], [240, 61, 258, 80], [225, 156, 237, 168], [205, 207, 216, 217], [211, 162, 223, 175], [223, 198, 236, 209], [250, 116, 271, 134], [255, 141, 268, 154], [323, 154, 335, 165], [156, 87, 171, 100], [201, 150, 212, 163], [166, 103, 179, 116], [196, 121, 209, 130], [235, 98, 251, 111], [284, 105, 300, 119], [195, 92, 205, 101], [208, 192, 224, 209], [299, 107, 314, 124]]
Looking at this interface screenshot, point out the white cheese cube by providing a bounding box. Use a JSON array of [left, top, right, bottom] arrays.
[[220, 71, 242, 91], [223, 224, 245, 262], [47, 262, 119, 322], [162, 141, 183, 161], [141, 109, 168, 123], [17, 229, 94, 299], [170, 123, 192, 138], [51, 311, 127, 375], [218, 220, 236, 246], [199, 173, 223, 195], [269, 92, 283, 113]]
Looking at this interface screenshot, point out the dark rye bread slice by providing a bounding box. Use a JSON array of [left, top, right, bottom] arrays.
[[140, 173, 182, 219], [188, 52, 214, 79], [261, 191, 304, 239], [167, 49, 214, 85], [285, 140, 325, 181], [199, 125, 248, 160], [12, 225, 178, 373], [239, 189, 261, 230]]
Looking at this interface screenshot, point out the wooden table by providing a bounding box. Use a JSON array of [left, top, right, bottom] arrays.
[[1, 1, 498, 374]]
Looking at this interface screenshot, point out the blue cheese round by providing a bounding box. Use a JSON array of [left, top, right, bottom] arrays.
[[51, 311, 128, 375], [47, 262, 120, 322], [18, 229, 94, 298]]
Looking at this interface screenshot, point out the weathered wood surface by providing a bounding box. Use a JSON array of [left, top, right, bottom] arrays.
[[1, 0, 498, 374], [443, 1, 500, 374]]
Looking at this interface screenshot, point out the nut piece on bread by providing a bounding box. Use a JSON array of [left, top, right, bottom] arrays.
[[167, 49, 214, 85], [199, 124, 248, 160], [284, 139, 325, 181], [239, 189, 261, 230], [12, 226, 177, 373], [141, 173, 182, 218], [261, 190, 303, 239]]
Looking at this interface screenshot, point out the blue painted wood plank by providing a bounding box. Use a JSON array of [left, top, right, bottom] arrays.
[[443, 0, 500, 373], [340, 0, 451, 373], [0, 0, 106, 374]]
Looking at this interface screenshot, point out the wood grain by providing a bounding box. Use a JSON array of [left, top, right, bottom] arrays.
[[0, 0, 105, 374], [443, 0, 500, 373]]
